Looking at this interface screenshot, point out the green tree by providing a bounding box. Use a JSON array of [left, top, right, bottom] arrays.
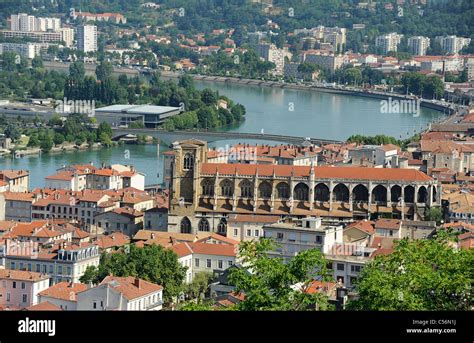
[[93, 244, 187, 303], [348, 233, 473, 311], [178, 74, 195, 91], [99, 132, 113, 147], [79, 265, 99, 284], [185, 272, 213, 301], [69, 61, 86, 81], [96, 61, 114, 81], [425, 207, 443, 224], [229, 239, 332, 311], [39, 135, 54, 152], [53, 132, 65, 145], [97, 121, 113, 139], [32, 56, 44, 69], [4, 124, 21, 141], [27, 135, 40, 147], [200, 88, 218, 105], [48, 114, 63, 127]]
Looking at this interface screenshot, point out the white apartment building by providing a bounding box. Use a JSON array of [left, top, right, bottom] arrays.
[[407, 36, 430, 56], [38, 281, 87, 311], [435, 36, 471, 54], [263, 217, 344, 262], [375, 33, 403, 54], [10, 13, 61, 32], [5, 242, 100, 284], [0, 43, 43, 59], [172, 242, 237, 282], [326, 254, 369, 289], [468, 58, 474, 81], [10, 13, 36, 32], [60, 28, 75, 48], [35, 17, 61, 32], [227, 214, 280, 241], [302, 51, 344, 72], [256, 43, 291, 76], [0, 30, 73, 47], [76, 276, 163, 311], [77, 25, 98, 53]]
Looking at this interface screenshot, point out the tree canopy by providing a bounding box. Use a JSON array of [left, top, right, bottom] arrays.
[[348, 232, 473, 311], [228, 239, 333, 311]]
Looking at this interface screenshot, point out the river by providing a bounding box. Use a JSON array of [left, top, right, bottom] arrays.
[[1, 80, 444, 188]]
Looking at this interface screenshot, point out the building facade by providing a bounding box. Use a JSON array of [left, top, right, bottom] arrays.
[[166, 140, 441, 235]]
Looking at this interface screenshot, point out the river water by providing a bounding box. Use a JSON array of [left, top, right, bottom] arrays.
[[1, 80, 444, 188]]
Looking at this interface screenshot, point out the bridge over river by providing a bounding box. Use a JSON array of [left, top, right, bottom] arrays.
[[111, 128, 343, 146]]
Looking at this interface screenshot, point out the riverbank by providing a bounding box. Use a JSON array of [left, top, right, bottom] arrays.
[[2, 142, 106, 159], [160, 71, 463, 116]]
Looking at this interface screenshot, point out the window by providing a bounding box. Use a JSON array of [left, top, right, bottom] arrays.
[[93, 301, 97, 309], [337, 263, 345, 271], [288, 233, 296, 242], [233, 229, 238, 237], [240, 180, 253, 198], [246, 229, 251, 237], [315, 235, 322, 244], [21, 282, 25, 289], [183, 153, 194, 170], [351, 265, 362, 273], [221, 179, 233, 197], [206, 259, 211, 268], [6, 293, 10, 302], [202, 179, 215, 196], [254, 230, 260, 237], [22, 294, 27, 303], [198, 218, 210, 232], [195, 258, 200, 267], [49, 265, 53, 274], [277, 232, 284, 240], [35, 264, 40, 272], [12, 281, 16, 289], [218, 260, 223, 269], [228, 261, 233, 267]]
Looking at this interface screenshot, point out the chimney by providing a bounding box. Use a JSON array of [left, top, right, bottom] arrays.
[[134, 277, 141, 289]]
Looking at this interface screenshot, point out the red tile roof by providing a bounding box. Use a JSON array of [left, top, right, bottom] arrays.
[[200, 163, 433, 182], [39, 282, 88, 302], [187, 242, 237, 257], [26, 301, 62, 311], [99, 276, 162, 300], [0, 269, 50, 282]]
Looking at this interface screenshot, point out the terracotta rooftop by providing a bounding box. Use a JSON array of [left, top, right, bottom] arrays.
[[94, 233, 130, 250], [0, 170, 29, 179], [374, 218, 402, 230], [39, 282, 88, 302], [200, 163, 433, 182], [0, 269, 50, 282], [26, 301, 62, 311], [99, 276, 163, 301], [345, 220, 375, 234]]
